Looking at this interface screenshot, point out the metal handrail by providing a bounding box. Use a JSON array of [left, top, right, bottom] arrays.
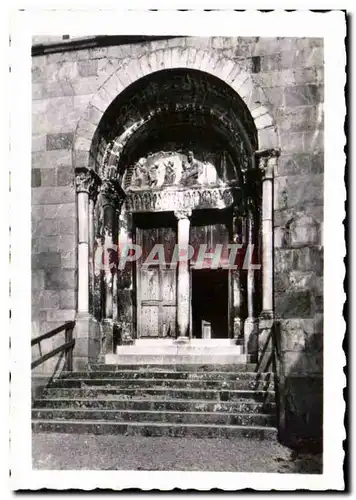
[[31, 321, 75, 371]]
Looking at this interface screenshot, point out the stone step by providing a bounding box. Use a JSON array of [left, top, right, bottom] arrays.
[[90, 363, 257, 372], [115, 346, 244, 356], [32, 408, 276, 427], [32, 419, 278, 439], [42, 387, 275, 402], [105, 354, 248, 365], [50, 377, 275, 391], [33, 397, 276, 413], [135, 338, 240, 347], [61, 370, 268, 381]]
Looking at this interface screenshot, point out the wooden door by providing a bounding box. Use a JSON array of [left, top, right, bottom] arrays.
[[136, 226, 177, 338]]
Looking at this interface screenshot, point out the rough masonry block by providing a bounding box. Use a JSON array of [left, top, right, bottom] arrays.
[[46, 309, 76, 322], [32, 251, 62, 269], [275, 290, 313, 318], [61, 251, 76, 269], [58, 218, 76, 235], [57, 167, 74, 187], [276, 152, 324, 176], [59, 290, 76, 309], [43, 203, 75, 220], [78, 59, 98, 77], [284, 84, 324, 107], [31, 169, 41, 188], [32, 290, 60, 310], [32, 187, 74, 205], [40, 168, 56, 187], [32, 219, 58, 238], [274, 174, 323, 210], [283, 351, 323, 376], [32, 150, 72, 170], [275, 104, 324, 132], [46, 132, 74, 151], [44, 269, 76, 290]]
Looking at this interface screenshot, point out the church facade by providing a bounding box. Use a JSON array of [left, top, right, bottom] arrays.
[[31, 36, 324, 445]]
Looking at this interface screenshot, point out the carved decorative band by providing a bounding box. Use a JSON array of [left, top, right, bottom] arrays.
[[125, 187, 238, 213]]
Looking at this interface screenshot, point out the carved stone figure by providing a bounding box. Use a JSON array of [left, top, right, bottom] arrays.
[[133, 158, 149, 188], [147, 163, 160, 187], [163, 160, 176, 186], [181, 151, 203, 187]]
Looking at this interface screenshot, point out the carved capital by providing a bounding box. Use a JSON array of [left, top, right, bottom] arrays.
[[174, 209, 192, 220], [100, 179, 126, 208], [255, 148, 281, 161], [75, 167, 91, 193], [255, 148, 280, 180], [89, 171, 102, 203], [75, 167, 101, 196]]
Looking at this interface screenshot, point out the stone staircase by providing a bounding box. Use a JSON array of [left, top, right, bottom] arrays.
[[32, 362, 277, 439]]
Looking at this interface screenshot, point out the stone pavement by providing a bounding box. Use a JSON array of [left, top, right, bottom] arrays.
[[32, 433, 322, 473]]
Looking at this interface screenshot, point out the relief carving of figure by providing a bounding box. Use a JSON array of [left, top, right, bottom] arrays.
[[163, 160, 176, 186], [181, 151, 203, 187], [147, 163, 160, 188], [132, 158, 149, 188]]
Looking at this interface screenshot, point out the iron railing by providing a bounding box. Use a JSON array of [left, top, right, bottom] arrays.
[[31, 321, 75, 371], [256, 320, 285, 439]]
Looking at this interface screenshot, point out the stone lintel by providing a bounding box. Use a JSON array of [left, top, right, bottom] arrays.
[[126, 186, 239, 213]]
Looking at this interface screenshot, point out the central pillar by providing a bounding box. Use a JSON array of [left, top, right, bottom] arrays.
[[174, 209, 192, 343]]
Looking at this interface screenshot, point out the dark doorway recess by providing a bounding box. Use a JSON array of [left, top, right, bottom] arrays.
[[192, 269, 229, 339]]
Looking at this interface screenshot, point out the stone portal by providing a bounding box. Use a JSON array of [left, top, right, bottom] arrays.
[[74, 69, 279, 361]]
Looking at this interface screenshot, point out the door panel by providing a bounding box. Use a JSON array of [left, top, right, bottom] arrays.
[[161, 268, 176, 302], [140, 305, 159, 337], [140, 268, 160, 300], [136, 224, 177, 338]]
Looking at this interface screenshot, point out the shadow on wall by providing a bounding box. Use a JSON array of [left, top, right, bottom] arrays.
[[257, 321, 323, 454]]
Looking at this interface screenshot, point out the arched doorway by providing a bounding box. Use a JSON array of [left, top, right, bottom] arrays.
[[89, 68, 263, 358], [74, 67, 280, 366]]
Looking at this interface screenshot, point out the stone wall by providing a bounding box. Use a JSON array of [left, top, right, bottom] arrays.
[[32, 35, 324, 442]]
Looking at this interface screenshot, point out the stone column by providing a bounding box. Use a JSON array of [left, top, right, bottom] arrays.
[[100, 179, 124, 354], [76, 175, 90, 314], [174, 209, 192, 343], [258, 150, 280, 316], [231, 212, 243, 341], [256, 148, 280, 363], [244, 210, 258, 357], [73, 167, 101, 370], [88, 174, 101, 314]]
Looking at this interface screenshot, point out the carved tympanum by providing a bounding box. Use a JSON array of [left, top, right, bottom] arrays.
[[127, 150, 222, 191]]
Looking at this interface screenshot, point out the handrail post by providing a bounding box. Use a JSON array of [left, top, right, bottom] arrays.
[[65, 324, 73, 372]]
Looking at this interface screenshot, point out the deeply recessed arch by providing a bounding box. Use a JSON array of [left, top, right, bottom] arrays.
[[72, 47, 278, 172]]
